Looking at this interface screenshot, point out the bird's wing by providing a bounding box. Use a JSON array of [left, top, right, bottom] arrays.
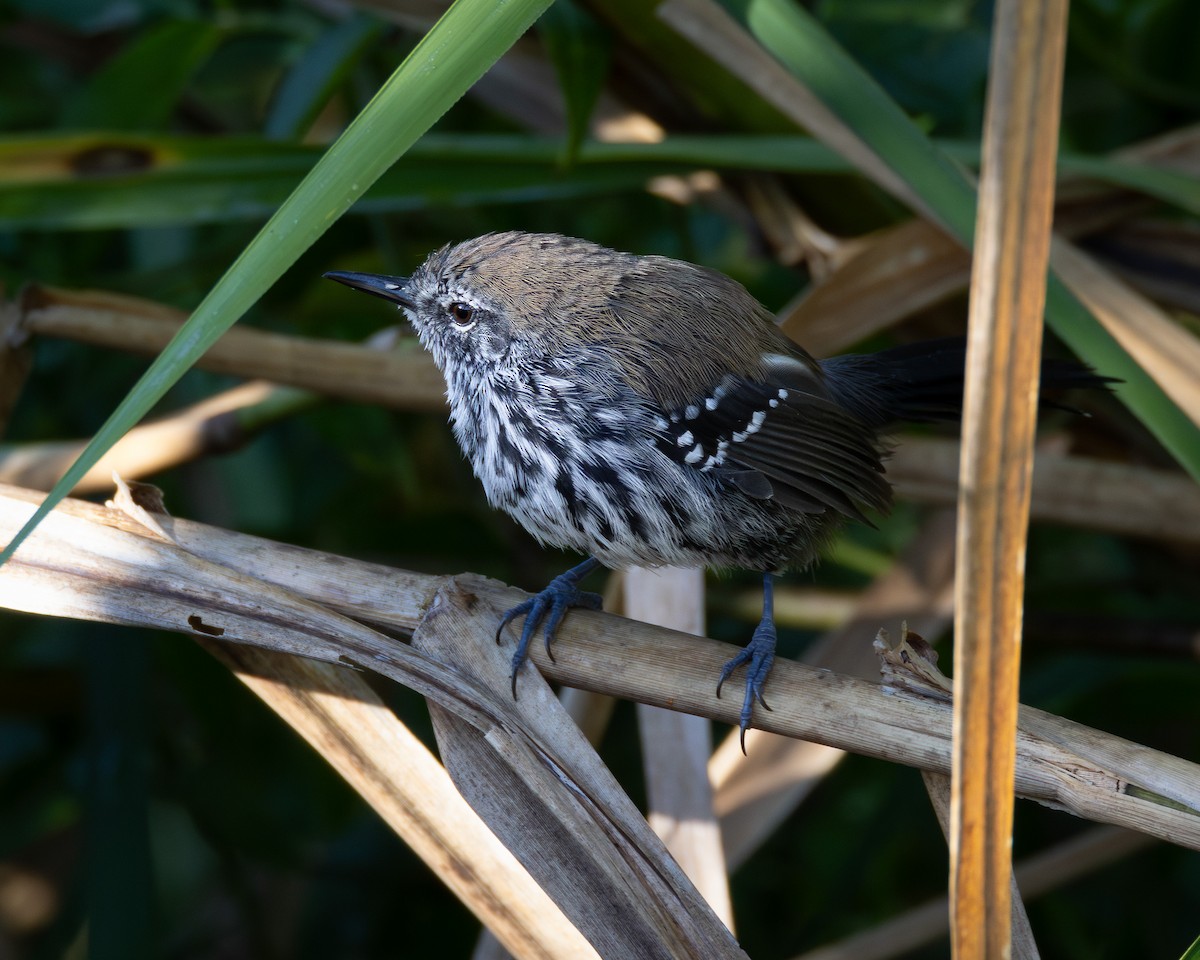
[[650, 357, 892, 520]]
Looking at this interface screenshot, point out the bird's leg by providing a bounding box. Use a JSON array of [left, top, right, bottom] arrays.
[[716, 572, 777, 751], [497, 556, 604, 696]]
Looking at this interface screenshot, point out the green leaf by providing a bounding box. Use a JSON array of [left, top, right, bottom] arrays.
[[725, 0, 1200, 480], [0, 133, 689, 229], [59, 20, 222, 131], [5, 132, 1196, 230], [0, 0, 555, 566], [538, 0, 612, 164], [265, 14, 385, 141]]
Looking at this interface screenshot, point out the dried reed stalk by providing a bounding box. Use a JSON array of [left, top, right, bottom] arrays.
[[0, 381, 307, 493], [625, 566, 733, 927], [205, 641, 598, 960], [17, 284, 444, 410], [888, 437, 1200, 545], [952, 0, 1069, 952], [2, 482, 1197, 860]]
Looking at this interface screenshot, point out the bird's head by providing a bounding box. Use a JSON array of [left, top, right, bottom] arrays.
[[324, 232, 628, 376], [325, 231, 791, 407]]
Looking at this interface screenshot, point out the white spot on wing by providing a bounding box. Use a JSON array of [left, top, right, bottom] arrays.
[[732, 409, 767, 444]]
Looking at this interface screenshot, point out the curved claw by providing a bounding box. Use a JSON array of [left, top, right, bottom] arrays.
[[496, 558, 603, 697], [717, 574, 779, 753], [496, 599, 535, 645]]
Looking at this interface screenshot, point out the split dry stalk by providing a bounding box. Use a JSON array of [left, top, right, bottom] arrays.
[[206, 640, 598, 960], [0, 481, 743, 960], [1, 482, 1197, 861]]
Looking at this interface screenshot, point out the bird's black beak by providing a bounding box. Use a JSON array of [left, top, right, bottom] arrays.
[[323, 270, 415, 309]]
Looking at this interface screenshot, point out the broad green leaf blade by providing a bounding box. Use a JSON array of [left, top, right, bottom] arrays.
[[0, 0, 554, 566], [1053, 155, 1200, 216], [939, 140, 1200, 218], [0, 133, 708, 229], [725, 0, 1200, 481], [1180, 931, 1200, 960], [6, 132, 1197, 229]]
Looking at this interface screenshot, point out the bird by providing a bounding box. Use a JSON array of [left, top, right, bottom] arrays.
[[325, 231, 1107, 746]]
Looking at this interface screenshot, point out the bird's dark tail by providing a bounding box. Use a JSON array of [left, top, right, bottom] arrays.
[[818, 336, 1113, 430]]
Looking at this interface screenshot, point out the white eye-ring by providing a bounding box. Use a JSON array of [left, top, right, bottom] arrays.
[[447, 301, 476, 329]]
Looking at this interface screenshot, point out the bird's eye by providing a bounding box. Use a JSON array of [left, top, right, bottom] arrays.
[[448, 302, 475, 326]]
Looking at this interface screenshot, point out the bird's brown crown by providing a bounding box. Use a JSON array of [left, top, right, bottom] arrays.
[[415, 231, 801, 408]]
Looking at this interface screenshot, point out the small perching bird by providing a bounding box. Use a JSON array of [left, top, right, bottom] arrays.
[[326, 231, 1106, 745]]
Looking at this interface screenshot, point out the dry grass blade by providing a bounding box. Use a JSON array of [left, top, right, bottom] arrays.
[[626, 566, 733, 927], [1049, 240, 1200, 428], [777, 119, 1200, 355], [657, 0, 937, 225], [205, 642, 598, 960], [888, 436, 1200, 545], [779, 219, 970, 355], [2, 484, 1197, 854], [952, 0, 1069, 953], [413, 585, 746, 960], [16, 284, 445, 410], [775, 196, 1154, 356]]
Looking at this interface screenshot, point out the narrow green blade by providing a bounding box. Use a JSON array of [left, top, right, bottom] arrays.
[[0, 0, 553, 565], [6, 133, 1195, 229], [727, 0, 1200, 480]]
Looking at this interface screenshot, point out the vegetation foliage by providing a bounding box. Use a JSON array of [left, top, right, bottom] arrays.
[[0, 0, 1198, 957]]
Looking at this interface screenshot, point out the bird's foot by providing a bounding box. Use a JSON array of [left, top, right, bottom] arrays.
[[496, 558, 602, 696], [716, 611, 777, 753]]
